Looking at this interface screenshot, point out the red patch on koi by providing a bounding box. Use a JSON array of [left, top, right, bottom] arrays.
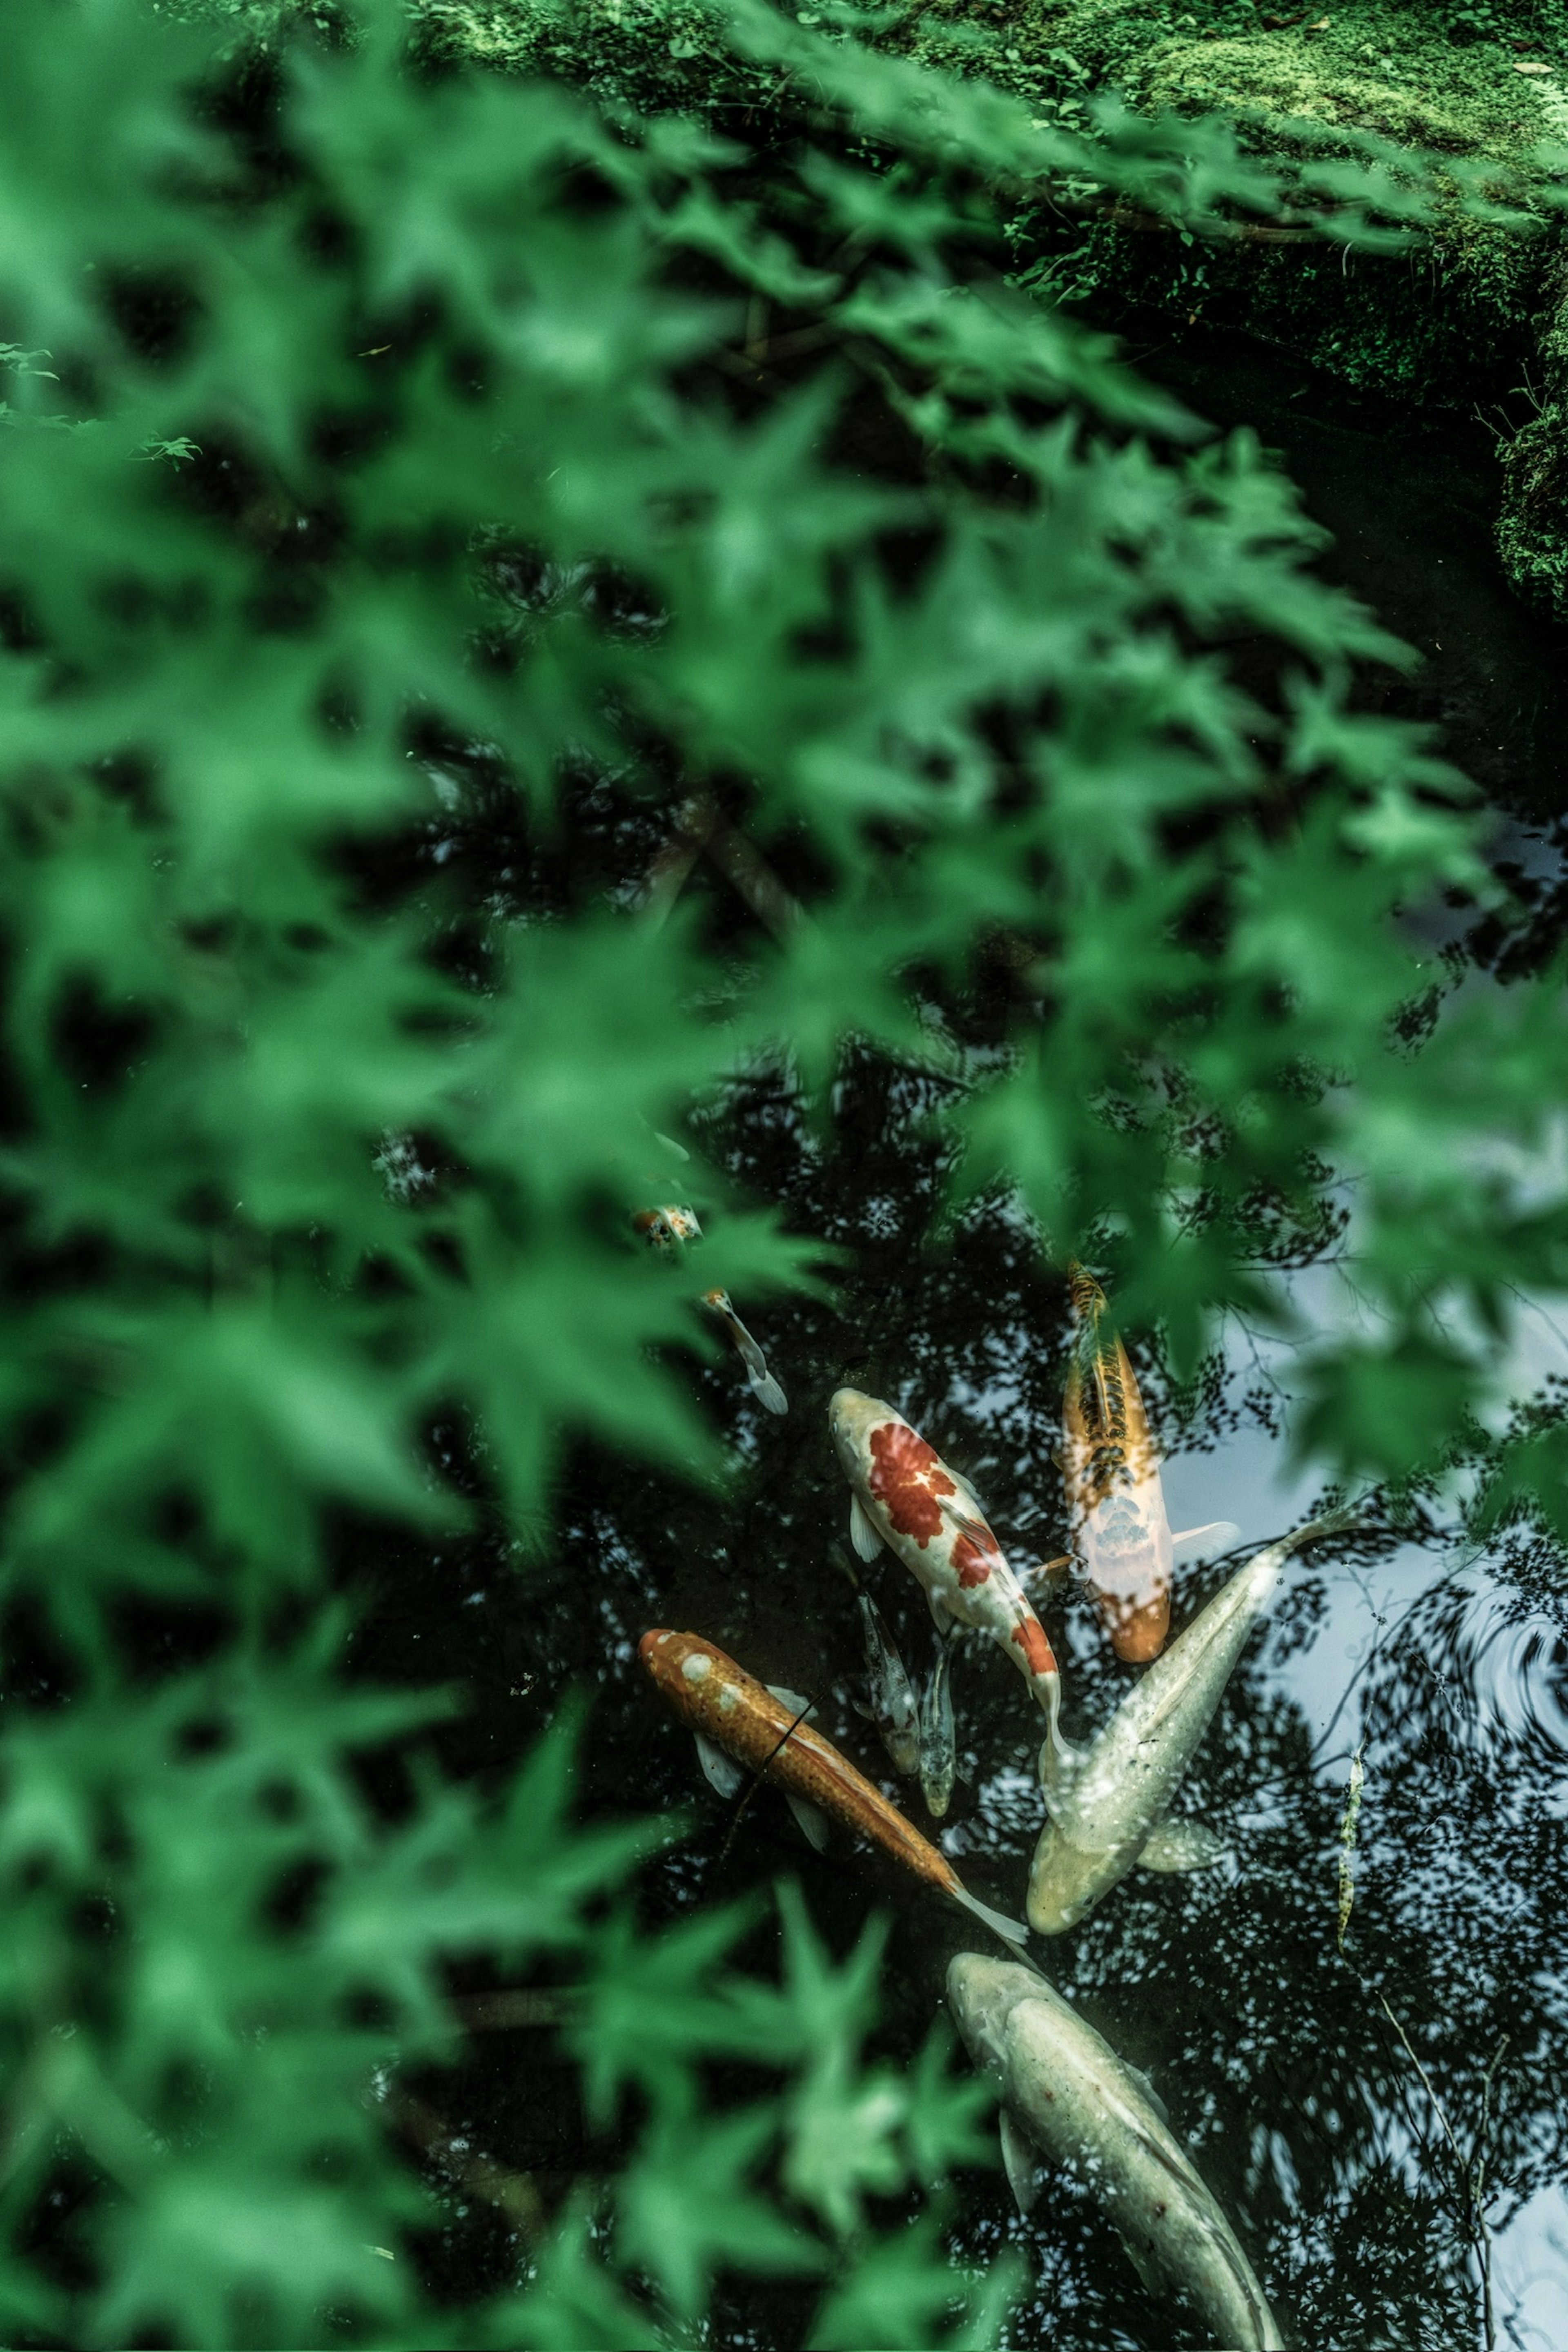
[[951, 1532, 992, 1588], [1010, 1617, 1057, 1677], [868, 1421, 955, 1547]]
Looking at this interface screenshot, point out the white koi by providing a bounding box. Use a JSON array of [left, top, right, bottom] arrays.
[[829, 1389, 1062, 1742], [948, 1954, 1283, 2350], [1028, 1509, 1354, 1935]]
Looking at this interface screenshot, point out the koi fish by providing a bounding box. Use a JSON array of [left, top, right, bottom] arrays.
[[835, 1547, 920, 1777], [828, 1390, 1062, 1742], [631, 1208, 788, 1415], [632, 1202, 703, 1256], [919, 1633, 957, 1819], [1060, 1265, 1237, 1663], [699, 1288, 787, 1416], [948, 1954, 1283, 2350], [1060, 1262, 1176, 1662], [638, 1628, 1027, 1950], [1028, 1509, 1353, 1935]]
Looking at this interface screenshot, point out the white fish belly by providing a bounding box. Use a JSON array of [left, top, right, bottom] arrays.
[[1004, 1998, 1280, 2350]]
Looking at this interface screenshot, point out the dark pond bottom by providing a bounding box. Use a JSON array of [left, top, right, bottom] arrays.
[[351, 322, 1568, 2351]]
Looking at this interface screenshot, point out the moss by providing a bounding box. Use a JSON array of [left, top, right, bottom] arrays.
[[189, 0, 1568, 608], [1498, 400, 1568, 619]]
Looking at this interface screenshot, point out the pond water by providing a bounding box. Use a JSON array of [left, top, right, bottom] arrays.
[[363, 328, 1568, 2351]]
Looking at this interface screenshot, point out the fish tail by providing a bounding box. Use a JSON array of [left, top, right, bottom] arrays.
[[950, 1882, 1032, 1958]]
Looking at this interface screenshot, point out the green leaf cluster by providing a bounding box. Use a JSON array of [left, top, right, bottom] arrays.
[[2, 0, 1567, 2340]]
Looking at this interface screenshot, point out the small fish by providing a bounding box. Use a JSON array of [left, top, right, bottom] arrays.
[[947, 1954, 1283, 2350], [632, 1202, 703, 1258], [639, 1629, 1027, 1950], [699, 1288, 788, 1416], [1028, 1509, 1353, 1935], [920, 1633, 957, 1818], [835, 1547, 920, 1776], [1337, 1742, 1365, 1951], [632, 1208, 788, 1416], [829, 1389, 1062, 1742]]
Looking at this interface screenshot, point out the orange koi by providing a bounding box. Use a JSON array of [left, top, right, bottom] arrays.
[[638, 1629, 1027, 1949]]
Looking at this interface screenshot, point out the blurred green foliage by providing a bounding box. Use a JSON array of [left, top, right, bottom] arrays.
[[2, 0, 1567, 2341]]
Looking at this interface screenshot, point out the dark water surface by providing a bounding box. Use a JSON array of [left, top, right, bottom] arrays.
[[357, 331, 1568, 2351]]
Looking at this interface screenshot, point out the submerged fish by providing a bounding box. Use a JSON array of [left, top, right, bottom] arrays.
[[836, 1547, 920, 1777], [632, 1202, 704, 1256], [631, 1207, 788, 1415], [948, 1954, 1283, 2351], [638, 1628, 1027, 1949], [919, 1633, 957, 1818], [829, 1390, 1062, 1740], [700, 1287, 788, 1416], [1028, 1509, 1352, 1935]]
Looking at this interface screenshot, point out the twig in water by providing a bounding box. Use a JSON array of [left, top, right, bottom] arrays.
[[712, 1693, 818, 1876], [385, 2088, 545, 2242], [1376, 1995, 1508, 2352], [452, 1988, 578, 2032]]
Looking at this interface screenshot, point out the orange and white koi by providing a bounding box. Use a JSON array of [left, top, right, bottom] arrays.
[[631, 1207, 788, 1416], [638, 1628, 1027, 1950], [1059, 1269, 1239, 1664], [1060, 1264, 1178, 1663], [632, 1202, 704, 1256], [828, 1390, 1062, 1744]]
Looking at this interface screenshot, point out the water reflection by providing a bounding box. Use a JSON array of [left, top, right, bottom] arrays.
[[372, 1040, 1568, 2350]]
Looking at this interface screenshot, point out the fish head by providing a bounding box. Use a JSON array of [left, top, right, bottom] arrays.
[[1103, 1589, 1172, 1663], [1025, 1821, 1123, 1936], [638, 1626, 715, 1707], [829, 1387, 898, 1477], [946, 1953, 1046, 2068]]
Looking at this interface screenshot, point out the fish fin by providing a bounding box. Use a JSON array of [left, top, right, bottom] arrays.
[[947, 1464, 985, 1511], [785, 1793, 830, 1853], [1037, 1730, 1084, 1810], [693, 1732, 745, 1801], [1136, 1818, 1228, 1873], [1169, 1519, 1241, 1560], [766, 1684, 816, 1722], [999, 2110, 1041, 2216], [1122, 2064, 1170, 2129], [831, 1543, 863, 1593], [849, 1695, 874, 1722], [849, 1492, 883, 1564], [948, 1503, 998, 1552], [928, 1590, 954, 1636], [1022, 1553, 1074, 1592], [750, 1368, 789, 1415], [1123, 2231, 1161, 2294], [950, 1882, 1031, 1956]]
